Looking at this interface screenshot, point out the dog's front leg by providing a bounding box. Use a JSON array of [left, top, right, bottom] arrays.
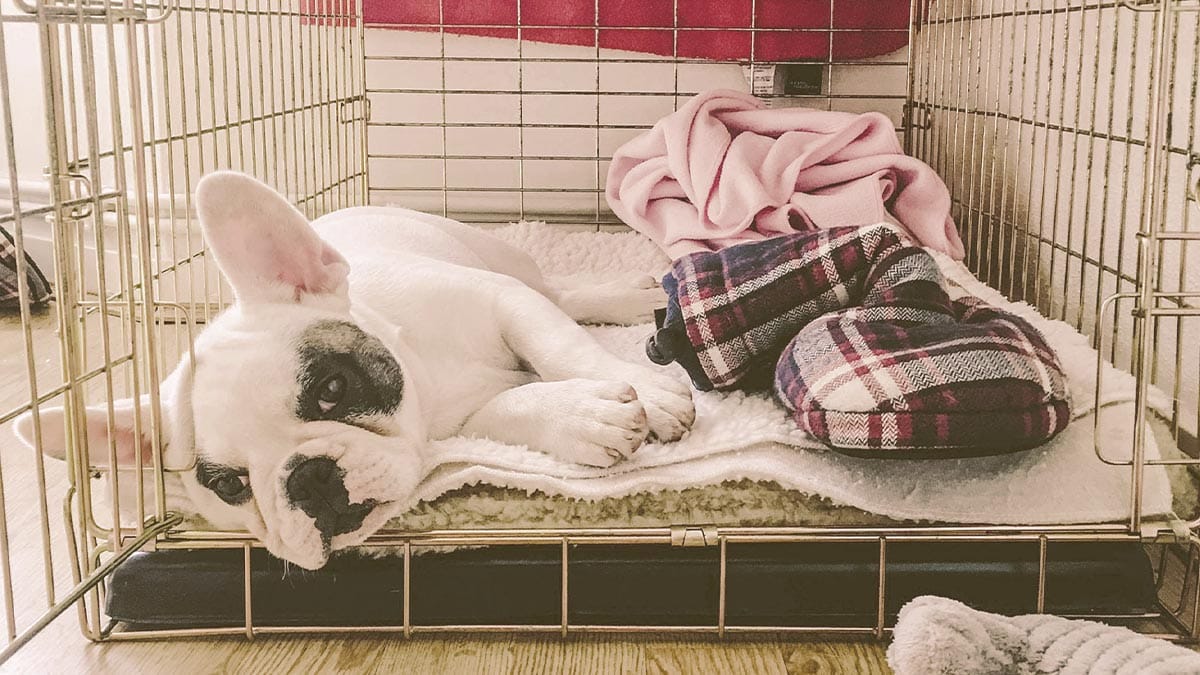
[[461, 379, 650, 467], [493, 284, 695, 442]]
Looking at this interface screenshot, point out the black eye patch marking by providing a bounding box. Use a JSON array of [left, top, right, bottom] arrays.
[[196, 458, 253, 506], [294, 320, 404, 424]]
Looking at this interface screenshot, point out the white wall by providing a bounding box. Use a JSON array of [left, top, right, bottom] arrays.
[[0, 1, 48, 184], [0, 0, 142, 283], [363, 29, 909, 221]]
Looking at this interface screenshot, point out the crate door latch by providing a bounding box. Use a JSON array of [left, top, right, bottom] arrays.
[[670, 525, 719, 547]]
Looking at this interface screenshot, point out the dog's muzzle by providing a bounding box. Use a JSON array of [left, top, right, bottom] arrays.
[[285, 456, 375, 538]]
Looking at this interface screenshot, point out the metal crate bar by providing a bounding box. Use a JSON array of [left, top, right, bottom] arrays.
[[0, 0, 1196, 661], [91, 527, 1200, 643]]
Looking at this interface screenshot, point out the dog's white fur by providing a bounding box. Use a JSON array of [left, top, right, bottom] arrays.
[[14, 172, 694, 569]]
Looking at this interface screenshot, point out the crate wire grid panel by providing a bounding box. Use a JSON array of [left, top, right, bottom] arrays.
[[362, 3, 910, 225], [0, 0, 367, 660], [0, 0, 1195, 660], [908, 0, 1200, 460]]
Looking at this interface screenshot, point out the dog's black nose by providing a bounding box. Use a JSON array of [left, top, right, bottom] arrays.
[[285, 456, 373, 538]]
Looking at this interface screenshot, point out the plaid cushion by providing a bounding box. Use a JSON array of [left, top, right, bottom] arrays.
[[774, 256, 1071, 455], [0, 226, 51, 309], [649, 224, 911, 391]]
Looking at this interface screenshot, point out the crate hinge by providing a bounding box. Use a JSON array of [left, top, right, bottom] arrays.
[[16, 0, 162, 23], [1120, 0, 1200, 11], [903, 102, 933, 131], [1140, 517, 1193, 544], [670, 524, 719, 547]]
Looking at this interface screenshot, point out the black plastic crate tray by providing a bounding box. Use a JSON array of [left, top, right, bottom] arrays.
[[107, 541, 1156, 630]]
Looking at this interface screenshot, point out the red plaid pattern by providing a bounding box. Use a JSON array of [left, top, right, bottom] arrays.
[[0, 226, 51, 309], [774, 283, 1071, 454], [653, 224, 910, 391], [647, 222, 1071, 454]]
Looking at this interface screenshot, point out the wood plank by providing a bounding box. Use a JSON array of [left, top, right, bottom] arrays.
[[2, 616, 899, 675], [779, 640, 892, 675], [642, 636, 789, 675], [560, 634, 644, 674]]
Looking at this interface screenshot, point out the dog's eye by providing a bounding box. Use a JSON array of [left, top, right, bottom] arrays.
[[317, 374, 347, 413], [209, 472, 251, 504]]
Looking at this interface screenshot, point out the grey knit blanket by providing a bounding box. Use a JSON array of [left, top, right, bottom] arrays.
[[888, 596, 1200, 674]]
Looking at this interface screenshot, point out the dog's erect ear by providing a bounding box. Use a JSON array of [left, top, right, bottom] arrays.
[[14, 397, 158, 467], [13, 356, 192, 469], [195, 171, 349, 304]]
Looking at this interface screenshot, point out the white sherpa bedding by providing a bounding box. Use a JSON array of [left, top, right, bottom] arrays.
[[386, 416, 1193, 533], [390, 223, 1177, 528]]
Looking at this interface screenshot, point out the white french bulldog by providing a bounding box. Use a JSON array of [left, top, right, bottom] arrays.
[[15, 171, 694, 569]]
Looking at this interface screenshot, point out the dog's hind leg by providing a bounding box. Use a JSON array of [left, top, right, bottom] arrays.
[[545, 273, 665, 326], [389, 210, 558, 295], [391, 211, 664, 325]]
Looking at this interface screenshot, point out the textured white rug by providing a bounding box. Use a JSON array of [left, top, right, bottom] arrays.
[[406, 222, 1173, 525], [889, 596, 1200, 674]]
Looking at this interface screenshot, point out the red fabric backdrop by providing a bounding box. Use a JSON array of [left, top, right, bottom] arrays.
[[363, 1, 914, 61]]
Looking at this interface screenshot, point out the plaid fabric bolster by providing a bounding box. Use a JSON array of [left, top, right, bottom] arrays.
[[774, 298, 1072, 455], [796, 402, 1074, 456], [0, 226, 52, 309], [647, 223, 914, 391]]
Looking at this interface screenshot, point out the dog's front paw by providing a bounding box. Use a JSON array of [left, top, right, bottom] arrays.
[[547, 380, 651, 468], [618, 368, 695, 442]]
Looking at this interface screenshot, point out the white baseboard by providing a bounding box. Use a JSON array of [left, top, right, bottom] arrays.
[[0, 179, 219, 302]]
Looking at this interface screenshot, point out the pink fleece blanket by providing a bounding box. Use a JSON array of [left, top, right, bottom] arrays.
[[605, 90, 964, 260]]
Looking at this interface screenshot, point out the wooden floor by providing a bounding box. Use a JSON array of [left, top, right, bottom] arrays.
[[5, 625, 892, 673]]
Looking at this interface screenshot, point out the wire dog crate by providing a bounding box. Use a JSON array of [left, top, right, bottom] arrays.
[[0, 0, 1196, 661]]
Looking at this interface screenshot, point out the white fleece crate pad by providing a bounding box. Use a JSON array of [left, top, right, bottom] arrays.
[[407, 222, 1173, 526]]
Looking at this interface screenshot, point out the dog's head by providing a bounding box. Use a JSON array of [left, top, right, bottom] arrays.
[[14, 172, 426, 569]]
